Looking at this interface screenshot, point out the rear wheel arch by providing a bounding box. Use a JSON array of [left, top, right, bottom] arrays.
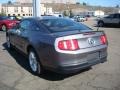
[[119, 21, 120, 24], [118, 21, 120, 27], [1, 24, 7, 31], [98, 20, 104, 27], [27, 45, 44, 75], [98, 20, 104, 23], [27, 45, 41, 63], [2, 23, 7, 26], [27, 45, 33, 54]]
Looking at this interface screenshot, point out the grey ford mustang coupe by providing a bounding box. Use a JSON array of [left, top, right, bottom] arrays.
[[6, 16, 108, 74]]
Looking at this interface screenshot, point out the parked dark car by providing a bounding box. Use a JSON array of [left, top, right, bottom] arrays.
[[0, 16, 20, 31], [98, 13, 120, 27], [6, 16, 108, 75]]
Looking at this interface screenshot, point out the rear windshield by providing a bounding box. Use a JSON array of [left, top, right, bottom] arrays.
[[40, 18, 91, 33]]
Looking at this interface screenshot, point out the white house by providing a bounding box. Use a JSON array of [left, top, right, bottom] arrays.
[[2, 3, 53, 17], [94, 10, 105, 17], [52, 12, 63, 17], [45, 7, 53, 15], [119, 10, 120, 13], [0, 4, 2, 13]]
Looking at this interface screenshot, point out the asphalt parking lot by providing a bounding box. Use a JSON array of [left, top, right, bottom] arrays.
[[0, 19, 120, 90]]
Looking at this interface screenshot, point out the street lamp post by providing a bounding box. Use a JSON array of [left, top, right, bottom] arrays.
[[33, 0, 41, 17]]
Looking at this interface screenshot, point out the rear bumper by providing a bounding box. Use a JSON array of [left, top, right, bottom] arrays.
[[38, 44, 108, 74], [53, 57, 107, 74]]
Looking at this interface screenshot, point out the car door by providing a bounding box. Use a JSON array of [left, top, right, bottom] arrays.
[[103, 14, 114, 24], [15, 20, 30, 52], [9, 25, 19, 46], [8, 16, 18, 26], [112, 14, 120, 24]]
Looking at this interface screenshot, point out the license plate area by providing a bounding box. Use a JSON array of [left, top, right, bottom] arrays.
[[87, 52, 99, 62]]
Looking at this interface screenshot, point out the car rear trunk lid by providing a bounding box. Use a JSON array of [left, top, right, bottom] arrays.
[[54, 31, 107, 54]]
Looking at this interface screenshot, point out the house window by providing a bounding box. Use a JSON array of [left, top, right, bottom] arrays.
[[21, 7, 23, 12], [18, 14, 20, 16], [23, 14, 25, 16], [29, 8, 32, 13], [14, 7, 18, 12], [6, 7, 8, 12], [8, 14, 10, 16]]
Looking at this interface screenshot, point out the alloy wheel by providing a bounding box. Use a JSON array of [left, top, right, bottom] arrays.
[[29, 51, 38, 72], [98, 22, 104, 27]]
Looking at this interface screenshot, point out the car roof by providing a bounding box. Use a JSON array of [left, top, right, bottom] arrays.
[[39, 16, 60, 20], [110, 13, 120, 15], [0, 16, 9, 20], [0, 16, 8, 18], [23, 16, 64, 21]]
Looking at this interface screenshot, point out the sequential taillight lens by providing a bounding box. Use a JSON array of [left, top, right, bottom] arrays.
[[58, 39, 79, 51], [100, 35, 107, 44]]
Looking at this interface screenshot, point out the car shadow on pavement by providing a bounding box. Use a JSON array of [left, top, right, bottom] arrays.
[[2, 43, 91, 81], [94, 24, 120, 28]]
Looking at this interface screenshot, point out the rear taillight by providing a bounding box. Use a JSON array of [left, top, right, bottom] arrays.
[[100, 35, 107, 44], [58, 39, 79, 51]]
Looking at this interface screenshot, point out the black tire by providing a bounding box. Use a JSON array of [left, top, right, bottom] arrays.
[[98, 21, 104, 27], [119, 22, 120, 27], [2, 25, 7, 32], [28, 48, 43, 75]]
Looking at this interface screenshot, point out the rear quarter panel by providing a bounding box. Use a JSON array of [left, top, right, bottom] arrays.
[[27, 31, 57, 67]]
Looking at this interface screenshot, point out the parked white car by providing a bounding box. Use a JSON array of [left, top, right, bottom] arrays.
[[73, 16, 86, 22]]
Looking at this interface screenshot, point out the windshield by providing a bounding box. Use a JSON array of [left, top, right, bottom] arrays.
[[40, 18, 91, 33], [8, 16, 15, 20]]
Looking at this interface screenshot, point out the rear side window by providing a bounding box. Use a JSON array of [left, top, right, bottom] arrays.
[[19, 20, 30, 30], [30, 20, 48, 33], [40, 18, 91, 33], [114, 14, 120, 18], [106, 14, 114, 18]]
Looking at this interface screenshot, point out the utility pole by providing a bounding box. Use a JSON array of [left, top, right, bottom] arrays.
[[33, 0, 41, 17]]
